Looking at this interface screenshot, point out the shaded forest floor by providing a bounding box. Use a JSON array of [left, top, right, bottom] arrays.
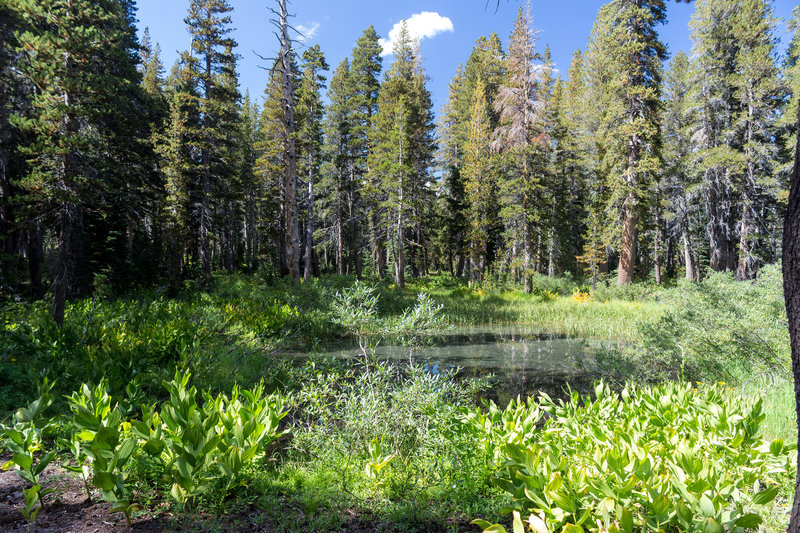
[[0, 456, 455, 533]]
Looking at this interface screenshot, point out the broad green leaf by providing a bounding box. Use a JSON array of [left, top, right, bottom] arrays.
[[512, 510, 525, 533], [701, 517, 724, 533], [734, 513, 763, 528], [33, 451, 55, 476], [751, 486, 779, 506], [471, 519, 507, 533], [620, 506, 633, 533], [769, 439, 784, 456], [92, 471, 116, 491], [699, 495, 716, 517], [12, 453, 33, 471]]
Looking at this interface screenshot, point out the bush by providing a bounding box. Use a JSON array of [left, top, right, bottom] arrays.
[[634, 264, 788, 382], [289, 359, 492, 506], [464, 381, 792, 533]]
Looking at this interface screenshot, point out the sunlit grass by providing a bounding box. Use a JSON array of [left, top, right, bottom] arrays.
[[428, 289, 665, 341]]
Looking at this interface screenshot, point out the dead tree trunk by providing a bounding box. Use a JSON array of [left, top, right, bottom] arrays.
[[279, 0, 299, 281]]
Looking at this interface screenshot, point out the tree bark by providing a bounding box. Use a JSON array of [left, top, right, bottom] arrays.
[[279, 0, 299, 281], [618, 194, 637, 285], [27, 226, 43, 299], [53, 205, 73, 327], [336, 193, 344, 275], [304, 152, 314, 281], [682, 224, 695, 282], [784, 102, 800, 533], [737, 96, 757, 281]]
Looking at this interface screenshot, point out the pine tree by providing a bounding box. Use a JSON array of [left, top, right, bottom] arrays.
[[12, 0, 146, 324], [0, 1, 24, 293], [271, 0, 300, 280], [156, 60, 200, 288], [350, 27, 383, 277], [320, 59, 352, 275], [254, 65, 285, 275], [731, 0, 784, 280], [437, 66, 468, 276], [491, 5, 548, 292], [690, 0, 740, 273], [367, 21, 434, 287], [786, 7, 800, 163], [238, 90, 259, 272], [184, 0, 239, 284], [463, 78, 494, 283], [587, 0, 666, 285], [663, 51, 702, 280], [296, 45, 328, 281], [369, 23, 414, 287]]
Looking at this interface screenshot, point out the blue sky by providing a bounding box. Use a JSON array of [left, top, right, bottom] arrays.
[[135, 0, 797, 116]]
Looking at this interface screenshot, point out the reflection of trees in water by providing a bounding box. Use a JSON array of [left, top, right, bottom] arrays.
[[300, 329, 601, 406]]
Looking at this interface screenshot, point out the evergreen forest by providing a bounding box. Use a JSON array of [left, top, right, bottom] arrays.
[[2, 0, 800, 532]]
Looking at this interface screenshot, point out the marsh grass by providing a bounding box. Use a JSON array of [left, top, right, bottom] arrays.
[[427, 289, 664, 340]]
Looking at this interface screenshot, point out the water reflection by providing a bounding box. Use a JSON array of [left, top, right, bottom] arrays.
[[296, 327, 608, 403]]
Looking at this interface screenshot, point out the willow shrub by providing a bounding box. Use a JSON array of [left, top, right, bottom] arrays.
[[463, 381, 793, 533], [634, 263, 788, 382]]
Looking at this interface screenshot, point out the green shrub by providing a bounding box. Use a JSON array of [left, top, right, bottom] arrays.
[[66, 380, 140, 523], [634, 264, 788, 382], [290, 359, 491, 505], [464, 381, 792, 533]]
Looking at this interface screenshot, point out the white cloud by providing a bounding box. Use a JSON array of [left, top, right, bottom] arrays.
[[379, 12, 453, 56], [296, 21, 320, 42]]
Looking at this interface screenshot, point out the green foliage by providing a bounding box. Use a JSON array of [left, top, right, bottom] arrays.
[[1, 380, 56, 526], [332, 281, 447, 346], [635, 264, 788, 381], [290, 359, 491, 510], [133, 372, 287, 507], [66, 380, 139, 524], [465, 381, 793, 533]]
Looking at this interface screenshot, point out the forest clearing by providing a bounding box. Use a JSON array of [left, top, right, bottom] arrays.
[[2, 0, 800, 531]]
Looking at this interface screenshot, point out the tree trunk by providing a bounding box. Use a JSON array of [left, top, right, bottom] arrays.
[[618, 194, 637, 285], [53, 205, 73, 327], [395, 181, 405, 288], [737, 98, 757, 281], [304, 153, 314, 281], [199, 167, 211, 283], [336, 195, 344, 275], [28, 226, 43, 299], [784, 103, 800, 533], [654, 227, 661, 286], [682, 224, 695, 282], [707, 167, 736, 272], [279, 0, 299, 281], [371, 212, 384, 278]]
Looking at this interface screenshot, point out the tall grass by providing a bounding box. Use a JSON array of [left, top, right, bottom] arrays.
[[428, 289, 664, 340]]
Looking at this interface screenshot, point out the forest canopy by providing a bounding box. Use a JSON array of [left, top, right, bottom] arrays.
[[0, 0, 798, 323]]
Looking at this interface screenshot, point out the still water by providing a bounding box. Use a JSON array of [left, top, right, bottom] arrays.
[[300, 327, 612, 402]]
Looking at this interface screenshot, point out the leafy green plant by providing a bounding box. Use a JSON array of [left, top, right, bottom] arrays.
[[365, 436, 395, 480], [154, 372, 222, 506], [205, 380, 288, 491], [1, 379, 56, 526], [66, 380, 140, 524], [465, 381, 792, 533], [634, 264, 788, 382], [134, 373, 288, 507]]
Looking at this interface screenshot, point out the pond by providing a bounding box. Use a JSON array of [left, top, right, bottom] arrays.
[[299, 326, 618, 403]]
